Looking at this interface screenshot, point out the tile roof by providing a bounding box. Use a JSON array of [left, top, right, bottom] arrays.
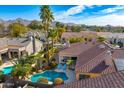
[[55, 70, 124, 88], [59, 42, 98, 57], [73, 43, 116, 74], [61, 31, 97, 40], [112, 49, 124, 58], [0, 37, 31, 51], [76, 44, 107, 68], [96, 32, 124, 39], [59, 42, 116, 74]]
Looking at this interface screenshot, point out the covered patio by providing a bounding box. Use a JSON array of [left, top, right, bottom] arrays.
[[0, 45, 27, 63]]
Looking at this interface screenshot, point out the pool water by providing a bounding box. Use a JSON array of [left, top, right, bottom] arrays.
[[31, 70, 68, 82], [1, 66, 13, 74]]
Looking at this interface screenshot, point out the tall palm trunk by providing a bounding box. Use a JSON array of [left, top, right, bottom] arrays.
[[39, 5, 54, 65], [52, 38, 54, 56], [45, 30, 50, 64]]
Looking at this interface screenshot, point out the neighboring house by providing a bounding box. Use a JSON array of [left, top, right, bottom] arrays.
[[61, 31, 97, 43], [96, 32, 124, 44], [62, 31, 124, 44], [59, 41, 117, 80], [0, 37, 43, 62]]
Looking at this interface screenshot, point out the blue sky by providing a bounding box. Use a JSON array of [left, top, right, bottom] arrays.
[[0, 5, 124, 26]]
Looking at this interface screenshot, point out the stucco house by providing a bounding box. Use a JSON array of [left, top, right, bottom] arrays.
[[59, 41, 117, 80], [61, 31, 97, 43], [57, 49, 124, 88], [62, 31, 124, 44], [0, 36, 43, 62], [96, 32, 124, 44]]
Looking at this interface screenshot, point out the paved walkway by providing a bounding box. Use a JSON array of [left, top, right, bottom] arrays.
[[65, 69, 76, 83]]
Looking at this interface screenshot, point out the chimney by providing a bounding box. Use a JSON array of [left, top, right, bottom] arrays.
[[105, 50, 113, 66], [66, 40, 70, 47], [30, 35, 36, 54]]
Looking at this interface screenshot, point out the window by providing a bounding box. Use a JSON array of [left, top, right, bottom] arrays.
[[79, 74, 90, 80]]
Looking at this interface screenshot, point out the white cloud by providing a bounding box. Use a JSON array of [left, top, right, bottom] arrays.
[[64, 5, 84, 16], [100, 5, 124, 14], [54, 5, 85, 20], [82, 14, 124, 26], [56, 13, 124, 26], [54, 5, 124, 26]]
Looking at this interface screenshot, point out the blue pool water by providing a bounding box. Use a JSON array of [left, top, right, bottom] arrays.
[[1, 66, 13, 74], [31, 70, 68, 82]]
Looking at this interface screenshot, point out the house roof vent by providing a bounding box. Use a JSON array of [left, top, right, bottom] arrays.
[[106, 50, 112, 56]]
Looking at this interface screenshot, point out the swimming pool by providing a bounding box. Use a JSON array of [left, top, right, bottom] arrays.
[[1, 66, 13, 74], [31, 70, 68, 82]]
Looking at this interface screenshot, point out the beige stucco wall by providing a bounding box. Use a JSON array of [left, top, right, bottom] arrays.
[[35, 40, 43, 53], [25, 40, 43, 55], [26, 42, 34, 55]]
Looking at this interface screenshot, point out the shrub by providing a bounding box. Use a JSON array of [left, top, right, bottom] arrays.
[[0, 71, 4, 82], [38, 78, 48, 84], [69, 37, 84, 43], [54, 78, 64, 85], [44, 66, 51, 70], [49, 62, 58, 69], [97, 37, 106, 42], [66, 59, 74, 66], [0, 60, 3, 66]]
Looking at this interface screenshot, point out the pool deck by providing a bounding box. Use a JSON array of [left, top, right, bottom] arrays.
[[55, 69, 76, 83], [0, 62, 13, 69], [65, 69, 76, 83]]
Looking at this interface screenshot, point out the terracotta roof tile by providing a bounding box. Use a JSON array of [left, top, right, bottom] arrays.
[[75, 44, 116, 74], [59, 42, 97, 57], [55, 70, 124, 88], [61, 31, 97, 39]]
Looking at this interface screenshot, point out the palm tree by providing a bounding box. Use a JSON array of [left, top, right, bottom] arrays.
[[49, 28, 57, 54], [39, 5, 54, 64]]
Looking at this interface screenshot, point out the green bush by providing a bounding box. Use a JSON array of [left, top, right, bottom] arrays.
[[68, 37, 84, 43], [0, 60, 3, 66], [0, 71, 4, 82], [97, 37, 106, 42], [11, 63, 32, 79], [49, 62, 58, 69], [66, 59, 74, 66], [38, 78, 48, 84]]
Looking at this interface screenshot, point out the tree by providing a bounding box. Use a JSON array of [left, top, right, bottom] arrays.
[[55, 27, 66, 42], [11, 63, 32, 79], [71, 25, 82, 32], [8, 22, 28, 37], [0, 71, 4, 83], [48, 28, 57, 54], [56, 22, 64, 28], [95, 27, 103, 32], [39, 5, 54, 64], [11, 54, 38, 66], [0, 60, 3, 66], [28, 20, 40, 30], [0, 23, 5, 32]]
